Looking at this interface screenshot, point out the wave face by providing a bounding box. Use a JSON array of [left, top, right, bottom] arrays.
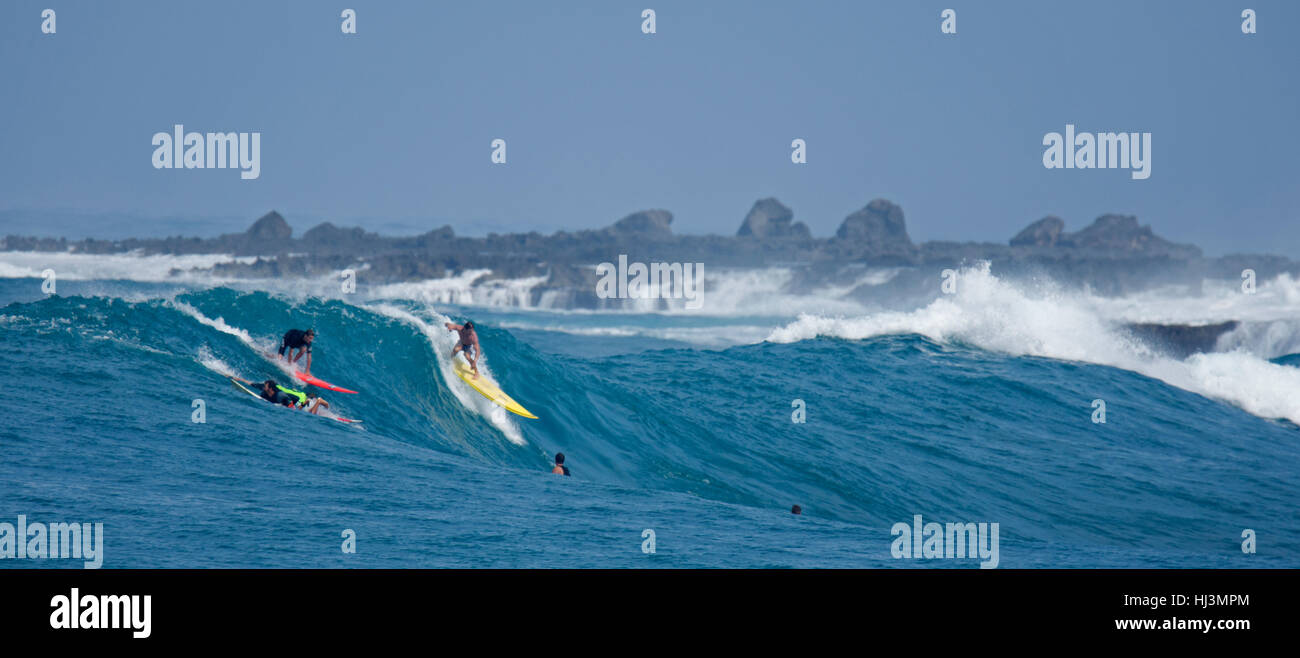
[[1, 272, 1298, 567]]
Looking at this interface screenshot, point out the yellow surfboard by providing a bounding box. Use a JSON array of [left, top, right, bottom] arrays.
[[451, 359, 538, 419]]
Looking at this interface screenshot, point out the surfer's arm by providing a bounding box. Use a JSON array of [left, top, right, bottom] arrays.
[[445, 322, 462, 331]]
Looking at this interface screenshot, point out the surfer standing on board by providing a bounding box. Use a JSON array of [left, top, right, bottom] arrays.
[[278, 328, 315, 375], [445, 320, 482, 378]]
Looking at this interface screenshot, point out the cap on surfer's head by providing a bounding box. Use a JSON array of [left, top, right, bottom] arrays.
[[554, 452, 565, 465]]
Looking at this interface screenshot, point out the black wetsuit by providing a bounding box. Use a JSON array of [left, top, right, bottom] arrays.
[[279, 329, 312, 356], [262, 388, 297, 407]]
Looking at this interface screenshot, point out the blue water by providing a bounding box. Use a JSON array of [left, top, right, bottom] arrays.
[[1, 278, 1297, 568]]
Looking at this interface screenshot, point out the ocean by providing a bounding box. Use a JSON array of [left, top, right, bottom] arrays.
[[1, 253, 1297, 568]]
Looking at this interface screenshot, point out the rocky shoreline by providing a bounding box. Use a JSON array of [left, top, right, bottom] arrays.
[[3, 198, 1295, 307]]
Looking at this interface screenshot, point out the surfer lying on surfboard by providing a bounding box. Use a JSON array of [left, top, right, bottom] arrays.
[[278, 328, 315, 375], [445, 320, 482, 378], [233, 376, 330, 415]]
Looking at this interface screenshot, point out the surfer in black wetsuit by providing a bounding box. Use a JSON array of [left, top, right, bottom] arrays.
[[445, 320, 482, 378], [259, 379, 298, 407], [278, 328, 314, 375], [552, 452, 571, 476], [232, 376, 327, 415], [254, 378, 328, 415]]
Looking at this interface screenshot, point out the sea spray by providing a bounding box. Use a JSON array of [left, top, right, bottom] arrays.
[[766, 262, 1300, 425]]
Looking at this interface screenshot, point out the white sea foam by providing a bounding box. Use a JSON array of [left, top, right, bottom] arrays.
[[767, 262, 1300, 424], [0, 248, 883, 321], [1079, 274, 1300, 359], [1214, 320, 1300, 360], [171, 301, 301, 381], [172, 301, 259, 348], [368, 265, 884, 317], [11, 249, 1300, 360], [368, 270, 547, 308], [196, 346, 237, 377], [0, 250, 255, 282]]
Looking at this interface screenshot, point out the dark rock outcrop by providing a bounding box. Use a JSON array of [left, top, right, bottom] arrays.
[[1010, 216, 1065, 247], [737, 198, 810, 240], [832, 199, 916, 259], [608, 209, 673, 239], [7, 197, 1296, 307], [1008, 213, 1202, 263], [303, 222, 365, 244], [300, 222, 387, 255], [1058, 214, 1201, 258], [246, 211, 292, 241]]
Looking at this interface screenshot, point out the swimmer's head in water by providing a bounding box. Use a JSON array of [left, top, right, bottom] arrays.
[[555, 452, 565, 465]]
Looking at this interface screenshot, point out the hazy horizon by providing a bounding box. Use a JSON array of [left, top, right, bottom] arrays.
[[3, 0, 1296, 256]]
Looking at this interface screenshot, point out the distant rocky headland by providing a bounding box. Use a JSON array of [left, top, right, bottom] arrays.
[[3, 198, 1295, 309]]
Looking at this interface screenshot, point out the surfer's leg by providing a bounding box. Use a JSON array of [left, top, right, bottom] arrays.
[[466, 346, 479, 376]]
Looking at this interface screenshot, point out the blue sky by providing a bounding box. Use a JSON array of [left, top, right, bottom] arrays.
[[1, 0, 1296, 255]]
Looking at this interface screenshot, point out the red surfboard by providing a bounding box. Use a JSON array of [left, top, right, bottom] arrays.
[[294, 371, 358, 394]]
